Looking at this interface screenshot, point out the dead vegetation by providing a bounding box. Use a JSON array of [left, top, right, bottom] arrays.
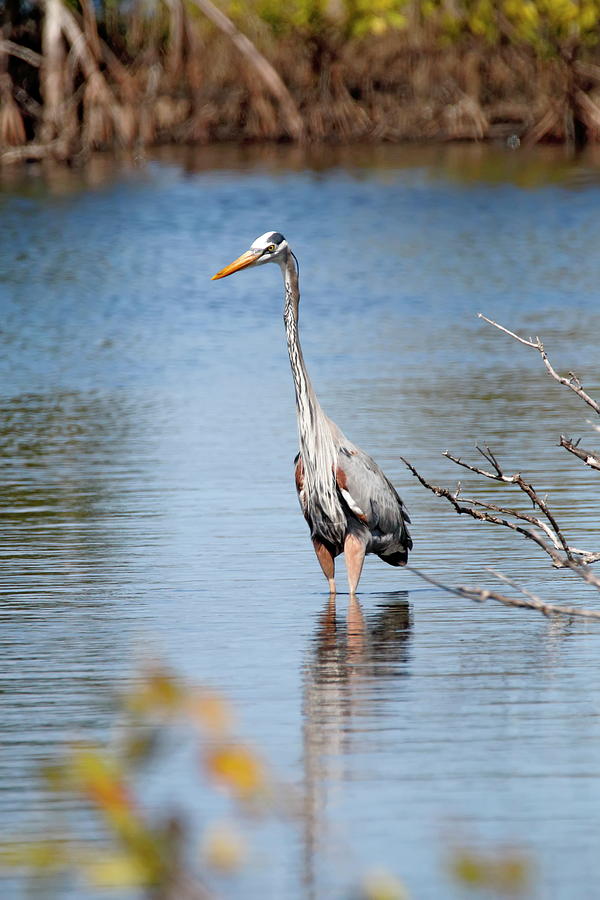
[[4, 0, 600, 162], [403, 316, 600, 620]]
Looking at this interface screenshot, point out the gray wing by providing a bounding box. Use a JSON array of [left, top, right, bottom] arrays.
[[334, 440, 412, 564]]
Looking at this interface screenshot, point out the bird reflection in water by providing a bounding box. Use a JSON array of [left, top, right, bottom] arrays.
[[300, 593, 412, 896]]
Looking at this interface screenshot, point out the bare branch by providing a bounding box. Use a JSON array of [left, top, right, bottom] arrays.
[[403, 316, 600, 620], [0, 40, 42, 68], [560, 435, 600, 471], [401, 456, 567, 563], [401, 452, 600, 572], [477, 314, 539, 348], [478, 313, 600, 415], [1, 139, 70, 163], [568, 549, 600, 564], [445, 449, 506, 481], [408, 566, 600, 620], [465, 496, 566, 549], [479, 445, 503, 475], [486, 567, 544, 603], [487, 561, 600, 596], [445, 447, 572, 557], [59, 4, 111, 88]]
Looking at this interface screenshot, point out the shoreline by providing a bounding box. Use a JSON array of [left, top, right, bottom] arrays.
[[3, 141, 600, 192], [4, 3, 600, 166]]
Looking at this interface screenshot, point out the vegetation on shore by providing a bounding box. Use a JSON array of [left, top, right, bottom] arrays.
[[3, 0, 600, 162]]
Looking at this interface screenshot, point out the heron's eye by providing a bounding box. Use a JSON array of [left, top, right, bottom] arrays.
[[267, 244, 276, 253]]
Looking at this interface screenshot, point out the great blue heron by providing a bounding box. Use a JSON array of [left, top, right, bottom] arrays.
[[212, 231, 412, 595]]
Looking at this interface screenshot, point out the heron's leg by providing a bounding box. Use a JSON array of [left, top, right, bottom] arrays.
[[344, 534, 366, 596], [312, 539, 336, 595]]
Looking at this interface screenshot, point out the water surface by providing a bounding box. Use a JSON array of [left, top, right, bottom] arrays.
[[1, 144, 600, 899]]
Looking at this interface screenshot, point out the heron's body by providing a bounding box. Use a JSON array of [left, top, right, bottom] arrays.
[[212, 231, 412, 594]]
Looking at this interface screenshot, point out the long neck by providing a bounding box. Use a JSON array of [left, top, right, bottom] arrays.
[[281, 251, 323, 430], [280, 250, 344, 536]]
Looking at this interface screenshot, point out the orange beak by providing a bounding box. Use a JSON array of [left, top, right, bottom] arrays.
[[211, 249, 262, 280]]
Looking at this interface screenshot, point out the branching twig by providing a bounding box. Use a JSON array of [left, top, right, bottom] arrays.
[[487, 562, 599, 600], [444, 446, 572, 557], [560, 435, 600, 471], [464, 496, 567, 550], [408, 566, 600, 620], [401, 453, 600, 569], [478, 314, 600, 415], [486, 567, 544, 604], [402, 315, 600, 620], [401, 457, 573, 565]]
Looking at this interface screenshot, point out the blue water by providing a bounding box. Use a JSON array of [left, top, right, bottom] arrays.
[[1, 144, 600, 899]]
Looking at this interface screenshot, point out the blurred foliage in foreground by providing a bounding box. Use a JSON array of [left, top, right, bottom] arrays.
[[0, 664, 531, 898], [3, 0, 600, 161], [0, 665, 409, 899]]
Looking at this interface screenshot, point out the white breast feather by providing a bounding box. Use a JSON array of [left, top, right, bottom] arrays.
[[340, 488, 365, 518]]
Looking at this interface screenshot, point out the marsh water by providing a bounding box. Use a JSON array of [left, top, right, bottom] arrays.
[[2, 143, 600, 899]]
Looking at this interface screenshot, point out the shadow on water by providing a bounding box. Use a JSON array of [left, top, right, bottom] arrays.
[[301, 593, 412, 897]]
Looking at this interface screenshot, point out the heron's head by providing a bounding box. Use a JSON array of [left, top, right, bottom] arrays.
[[211, 231, 288, 280]]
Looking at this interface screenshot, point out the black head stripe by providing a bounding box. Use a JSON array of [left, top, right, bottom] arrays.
[[268, 232, 285, 244], [291, 249, 300, 276]]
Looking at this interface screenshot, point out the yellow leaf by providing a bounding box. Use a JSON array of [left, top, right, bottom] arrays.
[[84, 853, 151, 887], [450, 849, 530, 891], [0, 840, 71, 871], [360, 867, 410, 900], [205, 743, 267, 800], [71, 748, 134, 816]]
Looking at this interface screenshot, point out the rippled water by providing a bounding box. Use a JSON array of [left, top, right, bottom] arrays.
[[2, 144, 600, 899]]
